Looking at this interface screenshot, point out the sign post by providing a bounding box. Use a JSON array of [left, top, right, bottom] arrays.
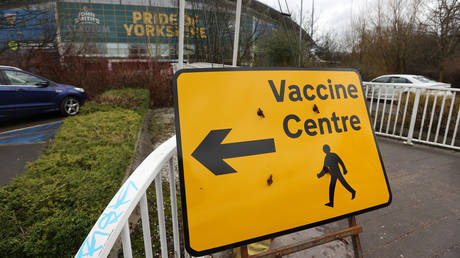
[[173, 68, 391, 256]]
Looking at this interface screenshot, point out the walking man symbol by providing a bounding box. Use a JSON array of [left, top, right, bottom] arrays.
[[317, 144, 356, 208]]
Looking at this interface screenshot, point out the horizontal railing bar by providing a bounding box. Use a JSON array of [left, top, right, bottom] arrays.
[[375, 132, 407, 140], [376, 131, 460, 150], [363, 82, 460, 91], [78, 82, 459, 258], [411, 138, 460, 151], [249, 225, 363, 258]]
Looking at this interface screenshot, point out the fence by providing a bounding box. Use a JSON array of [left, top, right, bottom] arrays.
[[363, 82, 460, 150], [76, 82, 460, 258], [75, 136, 188, 258]]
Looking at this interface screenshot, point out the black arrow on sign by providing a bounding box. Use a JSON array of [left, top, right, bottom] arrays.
[[191, 129, 276, 175]]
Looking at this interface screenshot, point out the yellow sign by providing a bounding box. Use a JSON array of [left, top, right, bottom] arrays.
[[173, 68, 391, 256]]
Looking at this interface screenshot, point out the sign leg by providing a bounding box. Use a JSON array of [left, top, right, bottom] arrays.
[[241, 245, 249, 258], [348, 216, 363, 258]]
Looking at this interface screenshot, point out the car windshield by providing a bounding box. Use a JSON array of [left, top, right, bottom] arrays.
[[412, 75, 436, 83]]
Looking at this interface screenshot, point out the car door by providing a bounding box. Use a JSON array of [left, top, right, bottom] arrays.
[[0, 70, 24, 118], [2, 70, 58, 112]]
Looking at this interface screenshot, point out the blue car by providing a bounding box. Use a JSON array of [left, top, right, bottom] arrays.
[[0, 65, 86, 119]]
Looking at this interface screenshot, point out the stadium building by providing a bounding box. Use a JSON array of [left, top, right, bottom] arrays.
[[1, 0, 313, 64]]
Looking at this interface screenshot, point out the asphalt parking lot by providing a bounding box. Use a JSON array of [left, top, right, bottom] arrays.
[[0, 114, 62, 187]]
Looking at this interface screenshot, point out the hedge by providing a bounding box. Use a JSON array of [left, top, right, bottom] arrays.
[[0, 89, 149, 257]]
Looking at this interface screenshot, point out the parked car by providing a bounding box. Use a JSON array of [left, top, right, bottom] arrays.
[[0, 65, 86, 119], [371, 74, 451, 88], [366, 74, 452, 100]]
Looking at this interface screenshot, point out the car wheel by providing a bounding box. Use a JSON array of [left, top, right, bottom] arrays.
[[60, 96, 80, 116]]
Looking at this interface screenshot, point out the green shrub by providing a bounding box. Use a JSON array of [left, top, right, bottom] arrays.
[[81, 88, 150, 116], [0, 89, 149, 257]]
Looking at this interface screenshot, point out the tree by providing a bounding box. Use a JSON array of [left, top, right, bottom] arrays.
[[424, 0, 459, 81], [256, 28, 296, 66]]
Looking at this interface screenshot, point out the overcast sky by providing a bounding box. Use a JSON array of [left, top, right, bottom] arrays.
[[257, 0, 372, 39]]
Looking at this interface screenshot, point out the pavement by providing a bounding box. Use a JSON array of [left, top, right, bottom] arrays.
[[358, 137, 460, 258], [213, 137, 460, 258], [0, 114, 63, 187]]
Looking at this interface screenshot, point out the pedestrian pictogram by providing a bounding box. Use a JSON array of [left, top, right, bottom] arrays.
[[173, 68, 391, 256], [317, 144, 356, 208]]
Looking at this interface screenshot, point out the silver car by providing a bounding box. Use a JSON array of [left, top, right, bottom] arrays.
[[366, 74, 451, 100]]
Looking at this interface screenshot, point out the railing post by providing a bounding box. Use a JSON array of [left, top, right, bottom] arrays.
[[140, 193, 153, 258], [155, 176, 168, 258], [168, 158, 181, 258], [404, 89, 421, 145], [121, 222, 133, 258]]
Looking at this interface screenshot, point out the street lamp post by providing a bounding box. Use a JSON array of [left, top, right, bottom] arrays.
[[178, 0, 185, 70], [232, 0, 242, 67], [298, 0, 303, 67]]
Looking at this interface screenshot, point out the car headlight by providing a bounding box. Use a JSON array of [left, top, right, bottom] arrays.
[[74, 87, 85, 93]]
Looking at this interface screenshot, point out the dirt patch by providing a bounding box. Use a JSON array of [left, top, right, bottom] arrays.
[[150, 107, 176, 147]]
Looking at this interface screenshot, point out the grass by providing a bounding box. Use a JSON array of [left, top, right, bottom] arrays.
[[0, 89, 149, 257], [81, 88, 150, 116]]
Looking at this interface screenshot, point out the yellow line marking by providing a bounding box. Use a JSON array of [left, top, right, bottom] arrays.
[[0, 141, 47, 147], [0, 121, 62, 135], [0, 129, 57, 140]]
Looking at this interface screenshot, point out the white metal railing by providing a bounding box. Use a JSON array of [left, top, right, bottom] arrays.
[[75, 136, 187, 258], [363, 82, 460, 150], [76, 83, 459, 258]]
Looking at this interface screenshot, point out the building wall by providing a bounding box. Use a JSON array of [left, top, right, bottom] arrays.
[[0, 8, 56, 52], [58, 1, 201, 57], [56, 0, 259, 60], [2, 0, 281, 61]]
